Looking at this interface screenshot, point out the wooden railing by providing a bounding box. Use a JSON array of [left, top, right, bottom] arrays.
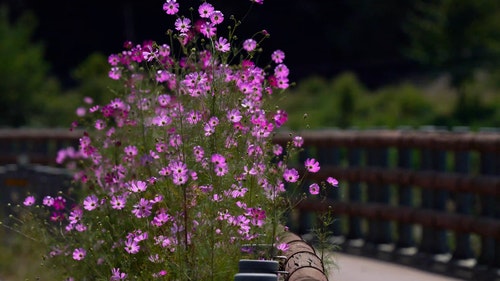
[[1, 128, 499, 280], [274, 128, 500, 281]]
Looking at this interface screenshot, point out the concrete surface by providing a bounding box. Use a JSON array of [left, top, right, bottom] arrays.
[[328, 252, 464, 281]]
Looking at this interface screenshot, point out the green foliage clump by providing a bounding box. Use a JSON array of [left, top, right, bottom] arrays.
[[282, 71, 499, 130]]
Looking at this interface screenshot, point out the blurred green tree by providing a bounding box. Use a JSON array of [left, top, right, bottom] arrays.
[[0, 5, 62, 127], [404, 0, 500, 125]]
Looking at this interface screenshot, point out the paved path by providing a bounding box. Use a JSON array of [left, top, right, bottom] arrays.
[[327, 252, 463, 281]]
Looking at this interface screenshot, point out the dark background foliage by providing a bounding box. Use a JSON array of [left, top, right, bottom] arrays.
[[2, 0, 500, 128]]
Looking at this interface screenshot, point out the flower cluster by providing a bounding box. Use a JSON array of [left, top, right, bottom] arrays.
[[17, 1, 337, 280]]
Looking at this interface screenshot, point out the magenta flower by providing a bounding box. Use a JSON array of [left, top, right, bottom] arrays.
[[124, 238, 140, 254], [68, 208, 83, 225], [271, 49, 285, 63], [215, 37, 230, 53], [274, 64, 289, 78], [111, 268, 128, 280], [227, 109, 242, 123], [132, 198, 153, 218], [210, 10, 224, 25], [272, 144, 283, 156], [23, 195, 35, 206], [327, 177, 339, 187], [273, 109, 288, 127], [83, 194, 99, 211], [128, 180, 148, 193], [163, 0, 179, 15], [42, 196, 54, 207], [243, 39, 257, 52], [95, 119, 106, 130], [293, 136, 304, 147], [175, 17, 191, 33], [283, 168, 299, 183], [52, 196, 66, 210], [198, 2, 214, 18], [211, 153, 226, 167], [110, 195, 127, 210], [72, 248, 86, 260], [276, 242, 289, 252], [200, 21, 216, 38], [304, 158, 320, 173], [309, 183, 320, 195]]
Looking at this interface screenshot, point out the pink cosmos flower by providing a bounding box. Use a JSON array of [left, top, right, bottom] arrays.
[[215, 37, 230, 53], [272, 144, 283, 156], [43, 196, 54, 207], [227, 109, 242, 123], [271, 49, 285, 63], [109, 67, 121, 80], [211, 154, 226, 167], [273, 109, 288, 127], [72, 248, 86, 260], [152, 209, 171, 227], [95, 119, 106, 130], [124, 238, 140, 254], [274, 64, 289, 78], [110, 195, 127, 210], [53, 196, 66, 210], [76, 107, 86, 117], [293, 136, 304, 147], [83, 194, 99, 211], [309, 183, 320, 195], [215, 165, 229, 176], [163, 0, 179, 15], [327, 177, 339, 187], [187, 110, 202, 124], [277, 77, 289, 89], [108, 54, 120, 66], [210, 10, 224, 25], [111, 268, 128, 280], [198, 2, 214, 18], [200, 21, 216, 38], [158, 44, 171, 57], [153, 270, 168, 278], [23, 195, 35, 206], [283, 168, 299, 183], [157, 94, 171, 107], [128, 180, 148, 193], [193, 145, 205, 162], [68, 208, 83, 225], [304, 158, 320, 173], [204, 123, 215, 136], [276, 242, 289, 252], [175, 17, 191, 33], [132, 198, 153, 218], [124, 145, 138, 157], [243, 39, 257, 52]]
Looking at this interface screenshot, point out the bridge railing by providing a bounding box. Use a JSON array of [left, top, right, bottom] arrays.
[[1, 128, 499, 280], [274, 128, 500, 280]]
